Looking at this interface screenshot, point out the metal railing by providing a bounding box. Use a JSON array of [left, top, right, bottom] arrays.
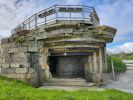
[[11, 5, 100, 35]]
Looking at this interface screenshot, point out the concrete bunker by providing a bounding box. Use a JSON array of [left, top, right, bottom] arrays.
[[0, 5, 117, 87]]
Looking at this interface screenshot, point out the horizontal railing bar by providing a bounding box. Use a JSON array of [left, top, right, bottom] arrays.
[[12, 5, 99, 35]]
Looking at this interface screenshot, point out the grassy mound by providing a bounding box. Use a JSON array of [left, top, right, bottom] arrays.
[[107, 55, 127, 72], [0, 76, 133, 100]]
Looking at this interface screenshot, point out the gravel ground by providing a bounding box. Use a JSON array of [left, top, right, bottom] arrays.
[[39, 86, 102, 91], [102, 70, 133, 93]]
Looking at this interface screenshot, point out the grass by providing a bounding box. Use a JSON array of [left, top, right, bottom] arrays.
[[127, 55, 133, 60], [0, 76, 133, 100]]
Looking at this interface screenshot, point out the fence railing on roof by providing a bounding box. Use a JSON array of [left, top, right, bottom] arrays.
[[11, 5, 99, 35]]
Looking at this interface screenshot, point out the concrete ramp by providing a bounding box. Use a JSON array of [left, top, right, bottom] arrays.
[[43, 78, 95, 87]]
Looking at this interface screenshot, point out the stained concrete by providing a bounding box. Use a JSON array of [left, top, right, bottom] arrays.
[[56, 56, 87, 78]]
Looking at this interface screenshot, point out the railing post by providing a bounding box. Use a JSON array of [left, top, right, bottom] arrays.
[[29, 18, 30, 30], [82, 6, 85, 23], [45, 17, 46, 26], [55, 5, 58, 23], [111, 60, 115, 80], [23, 22, 25, 30], [35, 14, 37, 29]]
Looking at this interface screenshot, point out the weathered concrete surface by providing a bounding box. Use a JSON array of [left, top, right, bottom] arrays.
[[103, 70, 133, 93]]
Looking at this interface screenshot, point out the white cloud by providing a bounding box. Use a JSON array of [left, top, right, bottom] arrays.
[[64, 0, 81, 5], [0, 0, 38, 37], [0, 0, 82, 37], [96, 0, 133, 42], [0, 0, 132, 48], [107, 42, 133, 53]]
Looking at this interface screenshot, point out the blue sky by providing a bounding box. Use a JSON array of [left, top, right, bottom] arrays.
[[0, 0, 133, 53]]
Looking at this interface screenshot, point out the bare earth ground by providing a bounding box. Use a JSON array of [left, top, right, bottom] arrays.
[[102, 70, 133, 93]]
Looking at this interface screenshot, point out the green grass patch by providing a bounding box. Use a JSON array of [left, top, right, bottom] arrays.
[[127, 55, 133, 60], [107, 55, 127, 72], [0, 76, 133, 100]]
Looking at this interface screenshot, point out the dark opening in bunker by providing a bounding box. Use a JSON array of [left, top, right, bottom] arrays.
[[48, 55, 87, 78]]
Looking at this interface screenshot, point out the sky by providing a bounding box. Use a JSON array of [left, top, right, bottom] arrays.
[[0, 0, 133, 53]]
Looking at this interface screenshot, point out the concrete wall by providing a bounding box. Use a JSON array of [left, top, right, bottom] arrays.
[[56, 56, 87, 78]]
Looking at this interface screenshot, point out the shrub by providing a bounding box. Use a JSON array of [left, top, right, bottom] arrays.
[[107, 55, 127, 73]]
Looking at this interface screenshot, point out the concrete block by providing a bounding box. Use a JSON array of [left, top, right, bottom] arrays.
[[21, 42, 28, 47], [19, 47, 28, 52], [4, 74, 17, 78], [7, 68, 16, 74], [1, 68, 7, 74], [37, 41, 44, 48], [1, 38, 9, 44], [8, 43, 16, 48], [0, 59, 5, 64], [5, 58, 14, 63], [28, 47, 38, 52], [1, 68, 16, 74], [20, 57, 29, 62], [27, 68, 40, 87], [16, 68, 28, 74], [9, 48, 18, 53], [10, 63, 20, 68], [2, 64, 10, 68], [20, 63, 30, 68], [28, 41, 37, 47], [19, 53, 30, 58], [1, 73, 26, 79], [92, 74, 101, 84], [14, 57, 29, 63]]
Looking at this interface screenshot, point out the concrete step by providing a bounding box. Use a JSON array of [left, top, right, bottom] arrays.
[[43, 78, 95, 87], [127, 67, 133, 70]]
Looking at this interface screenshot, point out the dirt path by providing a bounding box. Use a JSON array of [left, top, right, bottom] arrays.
[[102, 70, 133, 93]]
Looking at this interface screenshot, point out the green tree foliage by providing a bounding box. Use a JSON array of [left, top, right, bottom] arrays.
[[115, 52, 133, 60], [107, 55, 127, 72]]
